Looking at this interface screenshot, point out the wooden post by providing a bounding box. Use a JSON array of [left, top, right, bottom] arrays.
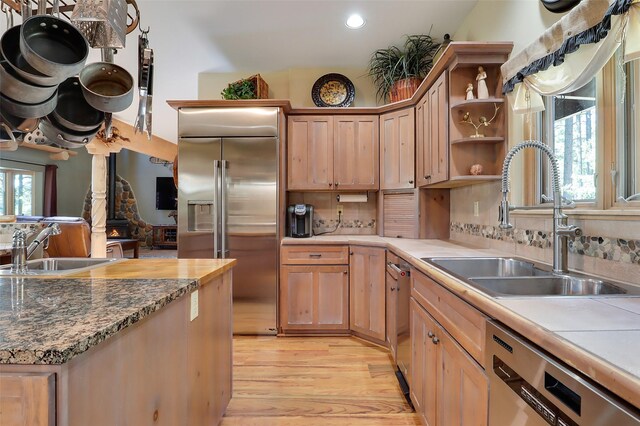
[[86, 139, 122, 258]]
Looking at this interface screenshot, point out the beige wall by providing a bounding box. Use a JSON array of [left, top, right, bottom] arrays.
[[199, 68, 379, 107]]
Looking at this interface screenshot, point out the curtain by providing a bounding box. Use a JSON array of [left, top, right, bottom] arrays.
[[501, 0, 639, 113], [44, 165, 58, 217]]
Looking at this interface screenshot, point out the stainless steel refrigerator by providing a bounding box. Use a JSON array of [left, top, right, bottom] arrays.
[[177, 107, 279, 335]]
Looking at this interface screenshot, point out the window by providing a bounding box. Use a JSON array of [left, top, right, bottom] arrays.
[[531, 49, 640, 213], [541, 78, 598, 203], [0, 168, 35, 216], [615, 55, 639, 203]]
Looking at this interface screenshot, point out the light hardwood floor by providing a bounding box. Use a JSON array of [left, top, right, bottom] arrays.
[[221, 336, 421, 425]]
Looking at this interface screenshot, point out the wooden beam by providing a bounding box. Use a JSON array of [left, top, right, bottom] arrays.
[[18, 142, 78, 156], [112, 119, 177, 162]]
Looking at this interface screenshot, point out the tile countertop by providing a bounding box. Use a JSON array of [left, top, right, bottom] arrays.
[[0, 259, 236, 365], [282, 236, 640, 409]]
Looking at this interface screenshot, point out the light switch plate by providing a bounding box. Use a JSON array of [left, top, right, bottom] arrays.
[[190, 290, 199, 321], [473, 201, 480, 217]]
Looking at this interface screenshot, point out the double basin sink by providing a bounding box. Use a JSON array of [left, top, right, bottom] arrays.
[[422, 257, 640, 298], [0, 258, 122, 276]]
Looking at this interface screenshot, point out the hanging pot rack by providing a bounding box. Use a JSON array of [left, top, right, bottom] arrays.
[[0, 0, 140, 34]]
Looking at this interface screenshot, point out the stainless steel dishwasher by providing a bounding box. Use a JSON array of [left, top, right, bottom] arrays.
[[487, 321, 640, 425], [387, 259, 411, 403]]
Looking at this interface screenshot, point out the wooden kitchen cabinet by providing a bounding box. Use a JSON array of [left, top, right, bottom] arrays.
[[417, 72, 449, 187], [380, 108, 415, 189], [0, 372, 55, 426], [349, 245, 386, 341], [410, 298, 488, 426], [333, 115, 379, 190], [287, 115, 379, 191], [288, 115, 334, 190], [280, 265, 349, 331], [280, 245, 350, 333]]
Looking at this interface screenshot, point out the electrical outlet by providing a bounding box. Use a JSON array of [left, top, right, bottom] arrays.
[[337, 204, 344, 216], [473, 201, 480, 217]]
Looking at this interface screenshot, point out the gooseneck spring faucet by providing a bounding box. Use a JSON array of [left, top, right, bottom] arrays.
[[499, 140, 582, 274]]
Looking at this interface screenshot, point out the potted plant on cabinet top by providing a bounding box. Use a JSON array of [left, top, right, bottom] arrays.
[[368, 34, 440, 103], [221, 74, 269, 100]]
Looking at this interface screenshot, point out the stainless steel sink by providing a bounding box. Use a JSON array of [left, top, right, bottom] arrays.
[[425, 257, 551, 278], [0, 257, 123, 276], [470, 276, 640, 297], [422, 257, 640, 298]]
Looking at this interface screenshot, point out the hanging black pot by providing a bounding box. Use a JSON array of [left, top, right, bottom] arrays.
[[540, 0, 581, 13], [52, 77, 105, 132], [19, 15, 89, 81], [0, 25, 62, 86]]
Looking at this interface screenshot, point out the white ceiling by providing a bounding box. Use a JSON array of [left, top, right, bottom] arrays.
[[89, 0, 478, 142]]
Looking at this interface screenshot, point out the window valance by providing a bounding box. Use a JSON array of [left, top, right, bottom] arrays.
[[501, 0, 639, 113]]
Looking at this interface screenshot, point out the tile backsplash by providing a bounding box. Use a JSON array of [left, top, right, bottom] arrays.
[[288, 192, 377, 235], [449, 182, 640, 284]]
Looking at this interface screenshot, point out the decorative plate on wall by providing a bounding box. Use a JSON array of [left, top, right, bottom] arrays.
[[311, 74, 355, 107]]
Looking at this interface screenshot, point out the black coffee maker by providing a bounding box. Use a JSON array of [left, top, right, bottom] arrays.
[[287, 204, 313, 238]]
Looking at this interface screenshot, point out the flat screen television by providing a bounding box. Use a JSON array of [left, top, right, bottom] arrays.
[[156, 177, 177, 210]]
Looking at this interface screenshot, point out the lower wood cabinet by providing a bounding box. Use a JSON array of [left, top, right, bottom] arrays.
[[349, 246, 386, 341], [411, 297, 488, 426], [280, 265, 349, 332], [0, 372, 55, 426]]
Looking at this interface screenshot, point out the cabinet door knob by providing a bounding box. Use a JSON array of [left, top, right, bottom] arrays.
[[409, 180, 414, 184], [335, 182, 340, 188], [427, 331, 435, 338], [390, 287, 396, 291], [349, 251, 354, 255], [343, 271, 348, 275], [432, 336, 440, 345], [425, 175, 431, 180], [329, 183, 333, 187]]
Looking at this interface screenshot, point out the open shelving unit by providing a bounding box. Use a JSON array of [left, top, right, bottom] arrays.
[[446, 57, 508, 186]]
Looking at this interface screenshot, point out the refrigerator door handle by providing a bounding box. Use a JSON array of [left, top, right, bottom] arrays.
[[221, 160, 229, 258], [213, 160, 220, 258]]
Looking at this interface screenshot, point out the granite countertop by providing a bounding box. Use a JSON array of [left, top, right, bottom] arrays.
[[0, 259, 235, 365], [282, 236, 640, 408]]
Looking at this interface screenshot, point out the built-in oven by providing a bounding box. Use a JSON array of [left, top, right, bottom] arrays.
[[487, 321, 640, 425], [387, 257, 411, 404]]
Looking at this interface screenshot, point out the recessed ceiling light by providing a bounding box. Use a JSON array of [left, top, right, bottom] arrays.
[[346, 14, 365, 29]]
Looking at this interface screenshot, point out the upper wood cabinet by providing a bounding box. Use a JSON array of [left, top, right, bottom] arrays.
[[414, 44, 511, 188], [380, 108, 415, 190], [288, 115, 379, 191], [350, 245, 386, 341], [333, 116, 379, 190], [288, 116, 334, 190], [417, 72, 449, 187]]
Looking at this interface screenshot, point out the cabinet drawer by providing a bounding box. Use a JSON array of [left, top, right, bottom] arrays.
[[281, 245, 349, 265], [411, 269, 486, 366]]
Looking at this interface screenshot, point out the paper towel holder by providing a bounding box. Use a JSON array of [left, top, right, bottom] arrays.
[[336, 193, 368, 203]]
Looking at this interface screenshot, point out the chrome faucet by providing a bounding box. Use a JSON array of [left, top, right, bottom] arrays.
[[499, 140, 582, 274], [11, 230, 28, 274], [27, 223, 61, 259], [10, 223, 62, 273]]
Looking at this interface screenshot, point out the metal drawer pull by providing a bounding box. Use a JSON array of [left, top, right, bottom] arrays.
[[432, 336, 440, 345], [428, 331, 435, 338], [309, 254, 323, 258], [388, 262, 402, 274]]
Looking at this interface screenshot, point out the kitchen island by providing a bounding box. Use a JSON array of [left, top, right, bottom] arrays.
[[0, 259, 235, 426]]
